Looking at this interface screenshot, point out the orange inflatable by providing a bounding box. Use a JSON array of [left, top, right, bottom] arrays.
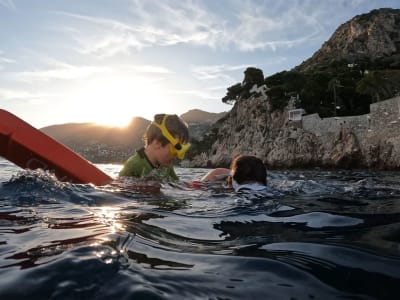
[[0, 109, 112, 185]]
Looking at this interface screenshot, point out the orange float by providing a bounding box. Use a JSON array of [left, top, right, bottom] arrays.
[[0, 109, 112, 185]]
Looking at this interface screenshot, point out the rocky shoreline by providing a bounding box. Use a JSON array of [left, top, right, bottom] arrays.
[[188, 95, 400, 170]]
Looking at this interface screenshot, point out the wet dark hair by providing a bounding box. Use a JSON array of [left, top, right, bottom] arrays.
[[144, 114, 189, 146], [230, 155, 267, 185]]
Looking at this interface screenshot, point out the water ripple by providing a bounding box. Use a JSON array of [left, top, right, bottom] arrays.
[[0, 162, 399, 299]]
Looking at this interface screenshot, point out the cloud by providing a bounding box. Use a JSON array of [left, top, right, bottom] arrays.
[[168, 88, 221, 100], [191, 64, 248, 82], [0, 51, 16, 71], [9, 62, 110, 82], [0, 0, 16, 10], [130, 65, 173, 74], [224, 0, 331, 51], [0, 87, 55, 104], [56, 2, 223, 57], [55, 0, 339, 57], [0, 56, 16, 64], [206, 85, 230, 91]]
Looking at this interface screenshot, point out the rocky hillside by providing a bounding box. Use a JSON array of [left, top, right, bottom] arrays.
[[190, 90, 400, 170], [190, 94, 319, 168], [190, 8, 400, 170], [297, 8, 400, 71]]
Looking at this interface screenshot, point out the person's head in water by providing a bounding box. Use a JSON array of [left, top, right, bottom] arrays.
[[228, 155, 267, 191], [143, 114, 190, 166], [119, 113, 190, 180], [144, 114, 189, 149]]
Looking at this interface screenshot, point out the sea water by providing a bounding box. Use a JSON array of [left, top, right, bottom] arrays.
[[0, 158, 399, 299]]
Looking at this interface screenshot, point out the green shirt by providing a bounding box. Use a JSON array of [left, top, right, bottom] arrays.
[[119, 148, 178, 180]]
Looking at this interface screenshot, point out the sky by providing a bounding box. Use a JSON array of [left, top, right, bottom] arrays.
[[1, 0, 400, 128]]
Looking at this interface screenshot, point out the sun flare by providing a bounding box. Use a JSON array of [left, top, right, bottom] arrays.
[[68, 73, 170, 127]]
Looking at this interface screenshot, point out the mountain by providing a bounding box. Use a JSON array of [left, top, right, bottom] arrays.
[[41, 9, 400, 169], [190, 8, 400, 170], [297, 8, 400, 72], [41, 117, 150, 163], [40, 110, 226, 163], [180, 109, 227, 141], [180, 109, 227, 124], [254, 8, 400, 119]]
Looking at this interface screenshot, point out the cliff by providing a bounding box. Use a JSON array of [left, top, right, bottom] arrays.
[[189, 8, 400, 170], [190, 93, 400, 170], [297, 8, 400, 72], [41, 9, 400, 169]]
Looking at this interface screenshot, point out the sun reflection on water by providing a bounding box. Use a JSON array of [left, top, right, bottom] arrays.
[[96, 206, 125, 234]]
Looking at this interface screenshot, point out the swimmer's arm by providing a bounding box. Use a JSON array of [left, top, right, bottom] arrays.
[[200, 168, 231, 182]]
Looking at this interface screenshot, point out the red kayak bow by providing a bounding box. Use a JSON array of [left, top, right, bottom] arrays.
[[0, 109, 112, 185]]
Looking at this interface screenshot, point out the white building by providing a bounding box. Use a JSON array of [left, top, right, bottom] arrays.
[[288, 109, 306, 121]]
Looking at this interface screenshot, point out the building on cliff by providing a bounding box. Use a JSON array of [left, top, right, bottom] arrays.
[[302, 95, 400, 169], [189, 95, 400, 170]]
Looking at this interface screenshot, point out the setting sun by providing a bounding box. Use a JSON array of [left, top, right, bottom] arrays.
[[67, 72, 172, 127]]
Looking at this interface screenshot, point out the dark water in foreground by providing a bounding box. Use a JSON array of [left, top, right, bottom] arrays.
[[0, 159, 399, 300]]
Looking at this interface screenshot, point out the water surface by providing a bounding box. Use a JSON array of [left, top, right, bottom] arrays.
[[0, 159, 399, 299]]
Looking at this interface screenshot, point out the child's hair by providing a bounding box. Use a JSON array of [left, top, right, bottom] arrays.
[[144, 114, 189, 146], [229, 155, 267, 185]]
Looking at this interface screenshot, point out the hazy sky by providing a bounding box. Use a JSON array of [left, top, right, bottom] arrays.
[[1, 0, 399, 128]]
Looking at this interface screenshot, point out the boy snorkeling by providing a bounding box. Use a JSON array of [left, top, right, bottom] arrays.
[[119, 114, 190, 180]]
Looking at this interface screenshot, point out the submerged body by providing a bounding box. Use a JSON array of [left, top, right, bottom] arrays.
[[120, 114, 189, 181], [201, 155, 268, 192], [119, 147, 178, 180]]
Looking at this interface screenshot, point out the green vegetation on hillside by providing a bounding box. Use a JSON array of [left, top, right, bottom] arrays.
[[222, 62, 400, 117]]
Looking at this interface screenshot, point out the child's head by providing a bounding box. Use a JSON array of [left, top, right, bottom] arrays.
[[229, 155, 267, 186], [144, 114, 190, 162]]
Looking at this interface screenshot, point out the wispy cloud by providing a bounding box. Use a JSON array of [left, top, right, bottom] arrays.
[[0, 87, 55, 104], [55, 0, 339, 57], [9, 62, 110, 82], [168, 88, 221, 100], [191, 64, 248, 82], [0, 0, 16, 10], [225, 1, 329, 51], [130, 65, 173, 74], [0, 51, 16, 70], [56, 2, 223, 57], [0, 56, 16, 64], [206, 85, 230, 91]]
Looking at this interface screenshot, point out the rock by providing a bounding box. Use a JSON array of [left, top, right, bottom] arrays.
[[297, 8, 400, 72], [267, 127, 321, 168], [322, 129, 363, 168], [195, 93, 400, 170]]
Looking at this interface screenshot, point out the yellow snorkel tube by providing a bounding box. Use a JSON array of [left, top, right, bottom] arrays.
[[151, 115, 190, 160]]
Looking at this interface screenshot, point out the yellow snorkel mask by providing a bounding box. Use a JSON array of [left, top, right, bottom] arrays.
[[151, 115, 190, 160]]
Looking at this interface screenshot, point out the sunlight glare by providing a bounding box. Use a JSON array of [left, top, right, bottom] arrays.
[[69, 73, 169, 127], [96, 206, 124, 234]]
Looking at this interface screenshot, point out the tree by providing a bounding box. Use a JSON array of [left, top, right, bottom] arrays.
[[222, 83, 242, 104], [266, 86, 287, 111], [356, 71, 389, 103], [300, 72, 331, 117], [241, 67, 265, 99], [282, 71, 306, 93], [328, 78, 343, 116], [221, 67, 265, 104]]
